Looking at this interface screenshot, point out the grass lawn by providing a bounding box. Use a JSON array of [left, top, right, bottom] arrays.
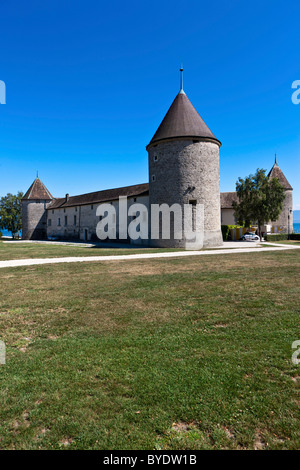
[[0, 250, 299, 450], [265, 240, 300, 246], [0, 241, 246, 262], [0, 241, 181, 261]]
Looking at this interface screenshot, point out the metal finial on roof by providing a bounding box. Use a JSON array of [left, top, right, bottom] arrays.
[[179, 63, 185, 94], [274, 153, 278, 166], [37, 170, 39, 179]]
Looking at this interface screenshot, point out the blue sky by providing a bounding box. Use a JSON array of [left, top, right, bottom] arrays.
[[0, 0, 299, 208]]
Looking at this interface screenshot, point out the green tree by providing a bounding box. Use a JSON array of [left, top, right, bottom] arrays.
[[0, 192, 23, 238], [232, 169, 285, 241]]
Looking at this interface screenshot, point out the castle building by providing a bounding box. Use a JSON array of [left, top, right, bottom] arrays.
[[21, 71, 293, 244]]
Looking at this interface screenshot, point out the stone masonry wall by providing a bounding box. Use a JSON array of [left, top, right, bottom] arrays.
[[22, 200, 51, 240], [47, 195, 150, 244], [148, 139, 223, 248], [269, 189, 293, 233]]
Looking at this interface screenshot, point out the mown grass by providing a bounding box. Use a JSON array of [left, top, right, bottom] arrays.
[[0, 250, 299, 450], [0, 241, 247, 262], [265, 240, 300, 246], [0, 241, 180, 261]]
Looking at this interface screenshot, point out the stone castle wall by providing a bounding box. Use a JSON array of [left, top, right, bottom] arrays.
[[148, 139, 223, 248], [22, 200, 51, 240], [46, 195, 150, 243], [269, 189, 293, 233]]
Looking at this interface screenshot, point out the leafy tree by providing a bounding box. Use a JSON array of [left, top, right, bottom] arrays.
[[0, 192, 23, 238], [232, 169, 285, 240]]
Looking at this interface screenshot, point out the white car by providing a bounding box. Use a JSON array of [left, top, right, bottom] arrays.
[[240, 233, 260, 241]]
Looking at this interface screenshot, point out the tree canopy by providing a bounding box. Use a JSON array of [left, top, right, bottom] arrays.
[[232, 168, 285, 239], [0, 192, 23, 238]]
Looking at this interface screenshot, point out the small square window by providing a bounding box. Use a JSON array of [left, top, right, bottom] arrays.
[[154, 155, 158, 162], [151, 175, 156, 182]]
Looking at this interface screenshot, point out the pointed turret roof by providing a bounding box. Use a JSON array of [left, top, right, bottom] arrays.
[[22, 176, 53, 200], [147, 67, 221, 149], [268, 155, 293, 190]]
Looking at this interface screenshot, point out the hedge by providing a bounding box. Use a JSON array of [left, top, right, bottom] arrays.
[[264, 233, 288, 241], [290, 233, 300, 240]]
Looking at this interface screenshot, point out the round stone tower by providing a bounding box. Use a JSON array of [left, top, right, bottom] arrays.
[[268, 155, 293, 234], [22, 175, 53, 240], [147, 68, 222, 248]]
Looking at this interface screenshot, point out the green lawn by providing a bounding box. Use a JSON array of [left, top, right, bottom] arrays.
[[0, 241, 245, 261], [0, 241, 181, 261], [0, 250, 299, 450], [265, 240, 300, 246]]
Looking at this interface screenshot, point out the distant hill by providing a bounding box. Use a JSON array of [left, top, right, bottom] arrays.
[[294, 210, 300, 222]]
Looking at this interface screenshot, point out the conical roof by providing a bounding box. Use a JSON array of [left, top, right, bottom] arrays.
[[268, 158, 292, 190], [147, 91, 221, 149], [22, 177, 53, 200]]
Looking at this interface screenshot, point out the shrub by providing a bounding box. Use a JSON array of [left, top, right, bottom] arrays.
[[221, 225, 231, 241], [0, 231, 2, 239], [264, 233, 288, 241]]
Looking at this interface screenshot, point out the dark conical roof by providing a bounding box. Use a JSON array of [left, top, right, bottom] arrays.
[[22, 177, 53, 200], [267, 158, 292, 190], [147, 91, 221, 149]]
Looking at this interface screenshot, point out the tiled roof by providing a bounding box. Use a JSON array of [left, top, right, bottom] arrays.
[[147, 92, 221, 149], [220, 192, 238, 209], [268, 163, 292, 190], [48, 183, 149, 209], [22, 178, 53, 200]]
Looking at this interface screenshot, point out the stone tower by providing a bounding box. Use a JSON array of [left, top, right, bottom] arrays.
[[147, 67, 222, 248], [268, 155, 293, 234], [22, 175, 53, 240]]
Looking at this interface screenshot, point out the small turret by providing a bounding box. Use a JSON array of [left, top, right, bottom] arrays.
[[22, 175, 53, 240], [268, 155, 293, 234]]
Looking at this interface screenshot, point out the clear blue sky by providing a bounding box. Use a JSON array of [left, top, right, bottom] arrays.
[[0, 0, 299, 208]]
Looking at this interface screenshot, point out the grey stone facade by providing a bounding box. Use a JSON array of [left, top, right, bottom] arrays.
[[22, 199, 52, 240], [46, 195, 149, 244], [269, 189, 293, 234], [148, 139, 223, 248]]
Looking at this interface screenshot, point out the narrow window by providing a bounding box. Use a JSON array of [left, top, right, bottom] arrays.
[[48, 219, 51, 226], [58, 218, 61, 226], [189, 200, 197, 231], [74, 215, 77, 226], [154, 155, 158, 162], [65, 216, 67, 226], [152, 175, 156, 182], [91, 205, 93, 210]]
